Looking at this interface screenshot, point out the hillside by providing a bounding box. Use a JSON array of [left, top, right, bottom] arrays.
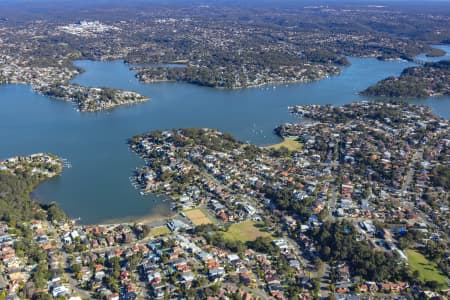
[[361, 60, 450, 98]]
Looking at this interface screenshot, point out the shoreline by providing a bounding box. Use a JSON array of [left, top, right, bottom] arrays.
[[135, 69, 341, 90], [97, 210, 176, 227]]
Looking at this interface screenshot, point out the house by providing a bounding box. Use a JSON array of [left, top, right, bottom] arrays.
[[359, 221, 376, 234], [244, 205, 256, 216], [30, 221, 42, 230], [239, 272, 252, 286], [208, 267, 225, 281], [227, 254, 240, 264], [106, 293, 119, 300], [95, 271, 105, 281], [180, 271, 195, 283], [150, 283, 166, 299], [51, 285, 70, 298], [70, 230, 80, 240], [218, 212, 228, 221], [289, 259, 301, 269], [147, 271, 161, 284], [335, 286, 349, 294], [196, 251, 212, 262], [273, 239, 289, 251], [283, 215, 297, 228], [105, 251, 116, 260], [366, 282, 378, 293], [167, 220, 190, 232]]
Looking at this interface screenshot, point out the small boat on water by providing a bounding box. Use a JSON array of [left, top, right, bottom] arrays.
[[61, 158, 72, 168]]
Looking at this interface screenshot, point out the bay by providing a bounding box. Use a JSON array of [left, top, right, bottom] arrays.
[[0, 50, 449, 224]]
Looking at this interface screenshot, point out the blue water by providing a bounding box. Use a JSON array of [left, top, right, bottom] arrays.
[[404, 44, 450, 118], [0, 50, 449, 224], [416, 44, 450, 62]]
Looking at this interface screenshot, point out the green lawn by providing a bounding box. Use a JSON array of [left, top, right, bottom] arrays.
[[149, 226, 170, 237], [406, 249, 448, 288], [183, 207, 213, 226], [223, 221, 271, 242], [265, 137, 302, 152]]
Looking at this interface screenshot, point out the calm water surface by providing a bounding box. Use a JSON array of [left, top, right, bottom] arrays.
[[1, 47, 449, 224]]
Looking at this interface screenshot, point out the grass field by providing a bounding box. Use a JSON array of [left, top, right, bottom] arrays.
[[406, 249, 448, 287], [223, 221, 271, 242], [265, 137, 302, 152], [184, 208, 213, 226], [149, 226, 170, 237]]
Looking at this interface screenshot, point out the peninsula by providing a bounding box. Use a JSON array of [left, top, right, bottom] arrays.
[[0, 153, 63, 222], [1, 101, 449, 300], [0, 51, 148, 112], [362, 60, 450, 98], [40, 84, 149, 112], [135, 62, 341, 89], [1, 2, 450, 96], [1, 1, 450, 299]]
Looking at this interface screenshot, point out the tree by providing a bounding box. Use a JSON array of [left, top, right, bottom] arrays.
[[311, 277, 321, 297], [71, 263, 81, 273], [328, 294, 337, 300], [105, 275, 119, 293], [311, 220, 404, 281], [32, 262, 49, 289], [32, 292, 52, 300], [425, 280, 439, 290], [411, 270, 420, 284], [314, 258, 326, 275], [44, 202, 67, 222]]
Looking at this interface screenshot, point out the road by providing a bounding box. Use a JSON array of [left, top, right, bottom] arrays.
[[242, 286, 269, 300], [401, 149, 423, 195], [328, 185, 338, 220], [46, 221, 92, 299]]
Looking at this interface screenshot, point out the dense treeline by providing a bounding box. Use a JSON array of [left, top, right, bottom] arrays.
[[431, 165, 450, 189], [426, 48, 447, 58], [310, 220, 407, 282], [362, 77, 429, 98], [42, 85, 119, 103], [3, 1, 450, 91], [362, 60, 450, 98], [136, 128, 259, 155], [261, 185, 312, 222], [0, 171, 66, 223], [0, 171, 45, 222], [304, 50, 350, 66]]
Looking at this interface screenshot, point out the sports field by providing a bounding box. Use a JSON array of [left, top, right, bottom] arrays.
[[184, 208, 213, 226], [149, 226, 170, 237], [223, 221, 271, 242], [406, 249, 448, 288], [265, 137, 302, 151]]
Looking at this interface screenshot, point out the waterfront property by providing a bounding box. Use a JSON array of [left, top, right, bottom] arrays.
[[1, 52, 450, 223]]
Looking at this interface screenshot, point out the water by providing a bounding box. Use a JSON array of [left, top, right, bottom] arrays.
[[1, 50, 449, 224], [404, 44, 450, 118], [415, 44, 450, 62]]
